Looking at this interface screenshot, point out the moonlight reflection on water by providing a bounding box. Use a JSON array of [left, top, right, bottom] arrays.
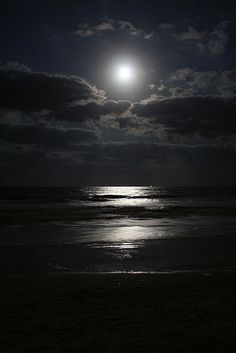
[[1, 186, 236, 273]]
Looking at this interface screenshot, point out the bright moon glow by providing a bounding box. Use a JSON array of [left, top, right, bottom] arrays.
[[108, 56, 143, 95], [116, 65, 134, 83]]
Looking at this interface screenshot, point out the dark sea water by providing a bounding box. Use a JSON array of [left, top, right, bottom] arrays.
[[1, 186, 236, 273]]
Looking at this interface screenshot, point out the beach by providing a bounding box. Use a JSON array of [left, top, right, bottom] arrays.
[[1, 272, 236, 353], [1, 186, 236, 352]]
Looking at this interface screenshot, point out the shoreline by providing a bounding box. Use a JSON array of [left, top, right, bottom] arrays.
[[2, 266, 236, 277]]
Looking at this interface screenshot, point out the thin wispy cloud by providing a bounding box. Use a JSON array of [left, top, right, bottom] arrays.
[[75, 18, 153, 40]]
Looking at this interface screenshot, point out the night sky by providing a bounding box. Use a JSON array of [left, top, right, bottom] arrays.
[[1, 0, 236, 186]]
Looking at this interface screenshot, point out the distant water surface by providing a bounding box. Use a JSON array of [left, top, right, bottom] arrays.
[[1, 186, 236, 273]]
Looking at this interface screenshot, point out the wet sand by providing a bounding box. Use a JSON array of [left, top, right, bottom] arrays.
[[1, 272, 236, 352]]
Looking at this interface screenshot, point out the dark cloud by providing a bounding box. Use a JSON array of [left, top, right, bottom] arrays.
[[0, 123, 98, 147], [0, 62, 105, 113], [132, 96, 236, 138], [4, 140, 236, 169], [166, 68, 236, 98], [52, 100, 131, 122], [0, 58, 236, 186], [2, 140, 236, 186]]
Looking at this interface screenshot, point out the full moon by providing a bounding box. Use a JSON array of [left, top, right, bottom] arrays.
[[116, 65, 134, 83], [106, 55, 144, 98]]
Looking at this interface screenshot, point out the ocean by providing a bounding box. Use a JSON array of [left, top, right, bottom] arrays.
[[1, 186, 236, 273]]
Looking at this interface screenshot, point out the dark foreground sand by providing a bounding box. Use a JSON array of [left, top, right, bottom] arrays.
[[1, 272, 236, 353]]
